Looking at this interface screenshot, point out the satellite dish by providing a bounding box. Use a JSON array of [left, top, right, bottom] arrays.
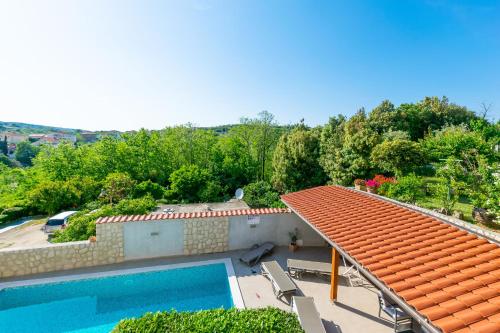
[[235, 188, 244, 200]]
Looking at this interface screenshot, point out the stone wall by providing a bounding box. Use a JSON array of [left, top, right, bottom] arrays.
[[0, 223, 124, 278], [184, 217, 229, 255]]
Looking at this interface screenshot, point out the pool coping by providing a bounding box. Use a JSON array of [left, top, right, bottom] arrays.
[[0, 258, 246, 309]]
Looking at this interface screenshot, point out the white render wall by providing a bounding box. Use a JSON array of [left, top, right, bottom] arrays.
[[123, 220, 184, 260], [228, 213, 326, 250]]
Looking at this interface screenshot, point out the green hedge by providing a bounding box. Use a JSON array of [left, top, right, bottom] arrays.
[[112, 308, 304, 333]]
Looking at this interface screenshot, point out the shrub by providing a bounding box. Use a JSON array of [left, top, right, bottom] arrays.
[[167, 165, 212, 203], [385, 174, 425, 204], [243, 181, 284, 208], [0, 214, 9, 224], [113, 196, 157, 215], [1, 206, 28, 221], [28, 180, 80, 215], [112, 308, 304, 333], [52, 196, 157, 243], [371, 139, 426, 177], [372, 175, 395, 186], [365, 179, 379, 188]]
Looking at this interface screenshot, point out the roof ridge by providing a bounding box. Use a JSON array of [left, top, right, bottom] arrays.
[[96, 207, 291, 224]]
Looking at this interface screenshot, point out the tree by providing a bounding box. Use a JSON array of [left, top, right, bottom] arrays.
[[167, 165, 211, 203], [15, 141, 40, 166], [102, 173, 135, 204], [0, 136, 7, 155], [28, 180, 80, 215], [421, 125, 493, 163], [320, 111, 380, 185], [243, 181, 284, 208], [371, 139, 425, 177], [133, 180, 165, 200], [240, 111, 281, 181], [272, 126, 326, 193], [431, 158, 467, 215], [368, 100, 397, 134]]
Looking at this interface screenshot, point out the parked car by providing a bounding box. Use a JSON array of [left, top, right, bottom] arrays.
[[43, 211, 78, 233]]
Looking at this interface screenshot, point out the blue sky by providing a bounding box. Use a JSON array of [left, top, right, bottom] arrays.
[[0, 0, 498, 131]]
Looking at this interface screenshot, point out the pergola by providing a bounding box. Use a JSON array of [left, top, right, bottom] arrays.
[[282, 186, 500, 333]]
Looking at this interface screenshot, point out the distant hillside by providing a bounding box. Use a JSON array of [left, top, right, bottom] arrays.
[[0, 121, 82, 135]]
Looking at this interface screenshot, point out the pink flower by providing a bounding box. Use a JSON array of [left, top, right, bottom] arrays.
[[365, 179, 379, 188]]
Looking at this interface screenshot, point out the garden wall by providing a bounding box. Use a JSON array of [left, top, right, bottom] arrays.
[[0, 223, 124, 278], [0, 210, 325, 278]]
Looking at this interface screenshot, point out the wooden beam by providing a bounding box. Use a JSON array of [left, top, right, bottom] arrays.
[[330, 247, 340, 301]]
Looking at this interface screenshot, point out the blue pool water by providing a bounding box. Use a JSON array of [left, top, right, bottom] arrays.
[[0, 263, 233, 333]]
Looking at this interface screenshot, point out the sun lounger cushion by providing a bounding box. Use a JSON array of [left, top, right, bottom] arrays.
[[287, 259, 331, 278], [261, 260, 297, 297], [292, 296, 327, 333], [239, 242, 274, 265]]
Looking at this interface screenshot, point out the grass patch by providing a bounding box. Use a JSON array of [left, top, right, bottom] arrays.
[[417, 196, 474, 222], [112, 308, 304, 333]]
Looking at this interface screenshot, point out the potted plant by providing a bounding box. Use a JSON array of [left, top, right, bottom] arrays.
[[354, 179, 366, 191], [366, 179, 379, 194], [288, 228, 299, 252]]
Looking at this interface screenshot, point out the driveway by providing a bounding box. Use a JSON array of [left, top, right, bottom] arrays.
[[0, 219, 50, 250]]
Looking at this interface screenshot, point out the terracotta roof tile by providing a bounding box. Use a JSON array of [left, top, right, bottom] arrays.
[[96, 207, 291, 224], [281, 186, 500, 333]]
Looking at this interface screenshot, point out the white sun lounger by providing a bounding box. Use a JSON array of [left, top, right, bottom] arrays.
[[292, 296, 327, 333], [261, 260, 297, 300], [287, 259, 331, 279], [239, 242, 274, 266]]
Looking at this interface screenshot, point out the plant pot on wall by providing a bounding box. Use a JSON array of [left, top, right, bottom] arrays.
[[367, 187, 377, 194], [355, 184, 366, 191]]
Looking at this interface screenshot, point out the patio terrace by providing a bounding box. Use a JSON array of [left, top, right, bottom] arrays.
[[2, 246, 398, 333]]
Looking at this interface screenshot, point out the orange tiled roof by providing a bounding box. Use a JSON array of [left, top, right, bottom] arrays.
[[96, 208, 290, 224], [281, 186, 500, 333]]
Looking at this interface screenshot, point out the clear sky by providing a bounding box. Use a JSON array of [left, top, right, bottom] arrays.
[[0, 0, 499, 131]]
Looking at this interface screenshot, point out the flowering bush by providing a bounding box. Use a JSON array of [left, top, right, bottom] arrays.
[[354, 179, 365, 186], [373, 174, 395, 186], [365, 179, 379, 188]]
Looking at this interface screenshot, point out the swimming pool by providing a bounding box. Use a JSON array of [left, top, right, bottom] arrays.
[[0, 259, 243, 333]]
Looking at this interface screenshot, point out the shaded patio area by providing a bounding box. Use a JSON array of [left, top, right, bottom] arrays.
[[2, 246, 397, 333]]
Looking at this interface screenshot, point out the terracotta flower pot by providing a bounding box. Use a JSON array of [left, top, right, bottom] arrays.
[[289, 244, 298, 252], [355, 184, 366, 191], [367, 187, 377, 194]]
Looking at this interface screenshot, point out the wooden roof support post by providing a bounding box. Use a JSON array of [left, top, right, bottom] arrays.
[[330, 247, 339, 302]]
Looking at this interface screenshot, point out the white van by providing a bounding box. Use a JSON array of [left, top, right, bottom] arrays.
[[43, 211, 78, 233]]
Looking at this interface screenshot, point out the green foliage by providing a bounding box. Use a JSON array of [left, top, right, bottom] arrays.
[[113, 196, 157, 215], [28, 180, 80, 215], [15, 141, 40, 166], [0, 136, 7, 155], [133, 180, 165, 200], [422, 125, 493, 163], [383, 174, 425, 204], [371, 139, 425, 177], [243, 181, 284, 208], [272, 126, 326, 193], [112, 308, 304, 333], [52, 196, 157, 242], [167, 165, 209, 202], [429, 158, 467, 215], [102, 173, 135, 204], [0, 206, 28, 221], [320, 111, 380, 185], [0, 153, 14, 167]]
